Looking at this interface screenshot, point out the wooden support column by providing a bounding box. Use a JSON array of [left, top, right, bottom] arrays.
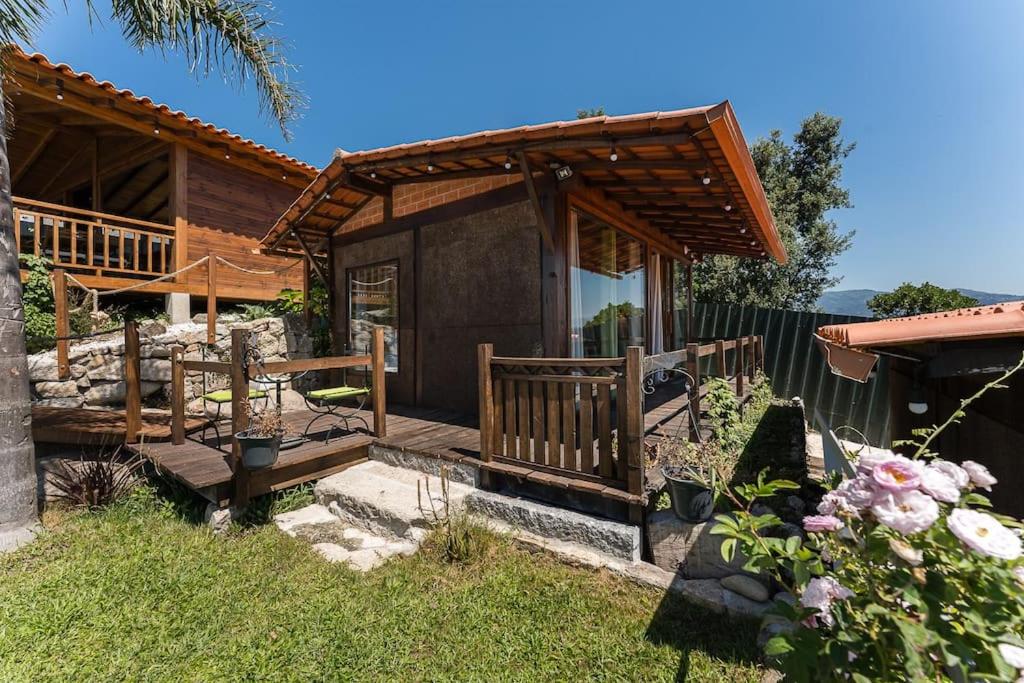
[[206, 252, 217, 344], [371, 326, 387, 437], [624, 346, 645, 523], [230, 328, 251, 506], [124, 320, 141, 444], [735, 338, 746, 398], [170, 345, 185, 445], [382, 187, 394, 223], [168, 144, 189, 277], [53, 268, 70, 380], [686, 342, 700, 442], [714, 339, 727, 378]]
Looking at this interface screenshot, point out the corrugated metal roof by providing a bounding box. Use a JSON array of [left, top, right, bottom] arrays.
[[11, 48, 316, 174], [818, 301, 1024, 349]]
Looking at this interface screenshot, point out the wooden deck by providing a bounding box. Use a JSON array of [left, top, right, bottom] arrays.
[[31, 407, 207, 446]]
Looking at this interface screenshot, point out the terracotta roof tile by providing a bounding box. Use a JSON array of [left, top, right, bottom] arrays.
[[12, 48, 316, 174], [818, 301, 1024, 349]]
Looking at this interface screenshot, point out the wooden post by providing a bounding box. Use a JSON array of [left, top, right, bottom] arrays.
[[371, 326, 387, 438], [230, 328, 250, 506], [714, 339, 727, 378], [170, 345, 185, 445], [302, 257, 312, 327], [169, 144, 189, 279], [53, 268, 70, 380], [206, 252, 217, 345], [478, 343, 494, 462], [624, 346, 645, 523], [747, 334, 757, 380], [735, 338, 746, 398], [124, 320, 142, 444], [686, 342, 700, 442], [757, 335, 766, 373]]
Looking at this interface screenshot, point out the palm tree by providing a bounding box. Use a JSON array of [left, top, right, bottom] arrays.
[[0, 1, 304, 550]]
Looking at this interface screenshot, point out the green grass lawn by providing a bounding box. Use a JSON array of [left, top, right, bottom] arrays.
[[0, 488, 766, 682]]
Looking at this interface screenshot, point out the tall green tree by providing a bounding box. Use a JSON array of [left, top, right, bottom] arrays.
[[692, 113, 855, 310], [866, 282, 979, 318], [0, 0, 303, 550]]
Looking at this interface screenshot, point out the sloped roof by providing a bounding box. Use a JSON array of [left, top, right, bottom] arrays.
[[9, 48, 316, 176], [261, 101, 786, 263], [818, 301, 1024, 349]]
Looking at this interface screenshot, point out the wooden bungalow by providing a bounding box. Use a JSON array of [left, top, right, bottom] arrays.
[[262, 103, 785, 414], [6, 49, 352, 315]]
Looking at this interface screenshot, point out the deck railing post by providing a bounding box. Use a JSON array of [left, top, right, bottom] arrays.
[[624, 346, 645, 523], [53, 268, 70, 380], [735, 338, 746, 398], [371, 326, 387, 437], [230, 328, 250, 506], [477, 344, 494, 463], [757, 335, 766, 373], [170, 345, 185, 445], [685, 342, 700, 442], [206, 252, 217, 345], [714, 339, 727, 379], [124, 320, 142, 444], [747, 335, 757, 380]]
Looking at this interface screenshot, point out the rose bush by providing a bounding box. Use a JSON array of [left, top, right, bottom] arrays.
[[712, 355, 1024, 682]]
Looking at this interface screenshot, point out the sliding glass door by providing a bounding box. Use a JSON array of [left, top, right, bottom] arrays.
[[568, 208, 646, 358]]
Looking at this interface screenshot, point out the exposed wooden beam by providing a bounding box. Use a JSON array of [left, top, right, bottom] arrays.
[[123, 174, 168, 215], [37, 142, 90, 196], [338, 170, 392, 196], [289, 228, 328, 284], [516, 151, 555, 252], [382, 165, 512, 185], [569, 159, 707, 173], [102, 159, 153, 205], [48, 138, 167, 197], [12, 128, 57, 185]]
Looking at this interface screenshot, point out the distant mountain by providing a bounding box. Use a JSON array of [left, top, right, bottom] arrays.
[[816, 289, 1024, 318]]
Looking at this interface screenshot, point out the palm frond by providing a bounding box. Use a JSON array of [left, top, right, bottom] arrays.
[[98, 0, 305, 139], [0, 0, 50, 77]]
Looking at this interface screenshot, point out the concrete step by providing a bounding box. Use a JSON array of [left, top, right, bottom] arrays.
[[368, 443, 478, 486], [464, 489, 641, 563], [314, 460, 474, 541]]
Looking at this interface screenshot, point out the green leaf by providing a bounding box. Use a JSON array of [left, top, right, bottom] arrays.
[[720, 537, 737, 563], [785, 535, 801, 554], [763, 635, 794, 656]]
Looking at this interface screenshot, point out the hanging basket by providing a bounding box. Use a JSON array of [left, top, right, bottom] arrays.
[[661, 466, 715, 522], [235, 432, 282, 469]]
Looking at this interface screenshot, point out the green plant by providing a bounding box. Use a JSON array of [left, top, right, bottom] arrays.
[[706, 377, 743, 452], [275, 281, 328, 318], [235, 302, 278, 322], [711, 354, 1024, 681], [418, 466, 482, 563], [45, 448, 144, 509]]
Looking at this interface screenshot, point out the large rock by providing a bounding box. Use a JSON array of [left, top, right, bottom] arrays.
[[140, 359, 171, 382], [721, 574, 771, 602], [86, 357, 125, 381], [27, 355, 60, 381], [84, 380, 163, 405], [648, 509, 749, 579], [33, 380, 81, 399]]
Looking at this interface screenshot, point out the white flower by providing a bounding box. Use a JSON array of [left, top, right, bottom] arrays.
[[871, 490, 940, 535], [999, 643, 1024, 669], [1014, 566, 1024, 586], [855, 448, 897, 475], [930, 459, 970, 489], [920, 465, 961, 503], [888, 538, 923, 566], [947, 509, 1022, 560], [962, 460, 997, 491], [799, 577, 854, 628]]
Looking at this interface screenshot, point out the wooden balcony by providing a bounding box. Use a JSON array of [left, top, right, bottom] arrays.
[[15, 197, 176, 282]]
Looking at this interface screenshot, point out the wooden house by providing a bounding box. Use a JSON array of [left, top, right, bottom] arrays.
[[6, 49, 327, 316], [262, 104, 786, 415]]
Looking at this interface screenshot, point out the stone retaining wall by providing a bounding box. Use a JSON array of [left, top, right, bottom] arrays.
[[28, 314, 313, 411]]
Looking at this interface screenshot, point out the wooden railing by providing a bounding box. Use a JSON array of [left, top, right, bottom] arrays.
[[170, 327, 388, 505], [477, 346, 646, 518], [14, 197, 176, 277]]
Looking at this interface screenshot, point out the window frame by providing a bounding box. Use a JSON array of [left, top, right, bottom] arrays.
[[346, 258, 400, 373]]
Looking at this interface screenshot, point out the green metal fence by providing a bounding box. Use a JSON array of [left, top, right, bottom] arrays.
[[688, 303, 892, 446]]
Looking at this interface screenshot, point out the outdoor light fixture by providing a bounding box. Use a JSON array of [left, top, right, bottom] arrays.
[[153, 120, 161, 135], [908, 369, 929, 415], [427, 164, 434, 172], [504, 153, 513, 170], [740, 226, 747, 234], [609, 146, 618, 162], [724, 203, 732, 212], [282, 174, 287, 181], [750, 240, 757, 246], [554, 165, 573, 181], [324, 193, 331, 200], [701, 174, 711, 185], [55, 80, 64, 101], [224, 152, 231, 159], [370, 172, 376, 179]]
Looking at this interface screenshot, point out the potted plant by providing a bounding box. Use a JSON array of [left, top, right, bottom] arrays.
[[658, 440, 729, 523], [235, 403, 284, 469]]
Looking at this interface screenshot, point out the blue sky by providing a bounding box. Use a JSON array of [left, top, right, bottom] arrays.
[[29, 1, 1024, 294]]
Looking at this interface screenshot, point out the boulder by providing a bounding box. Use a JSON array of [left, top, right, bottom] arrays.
[[27, 355, 60, 381], [33, 397, 85, 409], [140, 359, 171, 382], [721, 574, 771, 602], [647, 509, 748, 579], [87, 357, 125, 381], [33, 380, 81, 399], [83, 380, 162, 405]]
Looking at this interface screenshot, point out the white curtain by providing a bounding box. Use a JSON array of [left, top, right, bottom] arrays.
[[650, 253, 665, 382], [568, 213, 585, 358]]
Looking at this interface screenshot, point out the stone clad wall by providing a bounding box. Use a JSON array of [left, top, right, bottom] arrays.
[[28, 314, 312, 410]]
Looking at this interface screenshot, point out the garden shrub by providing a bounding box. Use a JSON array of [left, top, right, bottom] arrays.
[[712, 355, 1024, 681]]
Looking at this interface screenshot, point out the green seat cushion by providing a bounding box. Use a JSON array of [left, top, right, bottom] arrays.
[[307, 386, 370, 401], [202, 388, 267, 404]]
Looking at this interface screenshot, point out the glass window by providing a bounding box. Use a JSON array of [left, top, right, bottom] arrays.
[[348, 261, 399, 372], [568, 209, 646, 358], [672, 259, 689, 349]]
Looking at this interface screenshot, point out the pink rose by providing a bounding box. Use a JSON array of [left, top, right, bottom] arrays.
[[920, 465, 961, 503], [803, 515, 844, 533], [947, 509, 1022, 560], [929, 459, 970, 489], [871, 489, 939, 535], [962, 461, 997, 491], [799, 577, 854, 628], [872, 457, 922, 492]]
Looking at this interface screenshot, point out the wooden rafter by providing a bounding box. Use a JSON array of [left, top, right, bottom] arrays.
[[38, 142, 90, 196], [12, 128, 57, 185], [123, 174, 168, 215], [289, 228, 328, 284], [516, 151, 554, 252]]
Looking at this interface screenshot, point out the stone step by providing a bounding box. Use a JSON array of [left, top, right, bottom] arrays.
[[273, 503, 418, 571], [464, 489, 641, 563], [368, 443, 478, 486], [314, 460, 474, 541]]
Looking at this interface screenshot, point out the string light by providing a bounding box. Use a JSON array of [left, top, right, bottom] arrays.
[[55, 80, 64, 101], [282, 174, 287, 181], [504, 152, 513, 170], [324, 193, 331, 200], [749, 240, 757, 246], [609, 146, 618, 162], [701, 174, 711, 185], [427, 164, 434, 172], [370, 171, 376, 179], [224, 152, 231, 160], [740, 225, 747, 234], [723, 202, 732, 212]]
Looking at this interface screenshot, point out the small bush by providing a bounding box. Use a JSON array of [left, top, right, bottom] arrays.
[[418, 467, 488, 563], [46, 448, 144, 508]]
